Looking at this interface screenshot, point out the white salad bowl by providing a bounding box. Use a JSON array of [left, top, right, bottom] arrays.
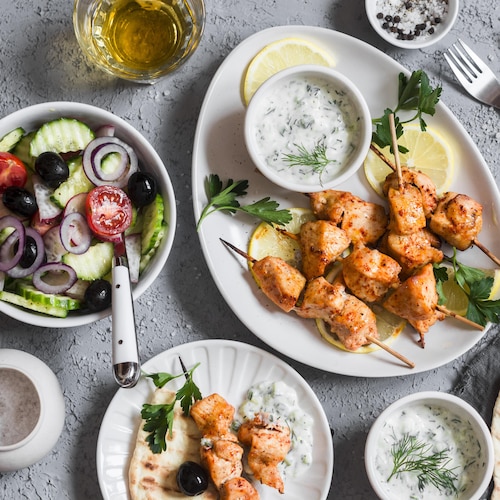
[[244, 65, 372, 193], [0, 101, 176, 328], [365, 391, 494, 500], [365, 0, 459, 50]]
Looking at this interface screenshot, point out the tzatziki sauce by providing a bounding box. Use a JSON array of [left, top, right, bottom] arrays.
[[250, 73, 362, 186], [375, 402, 485, 499], [237, 380, 314, 479]]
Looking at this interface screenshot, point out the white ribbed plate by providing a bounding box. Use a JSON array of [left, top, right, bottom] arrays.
[[96, 339, 333, 499]]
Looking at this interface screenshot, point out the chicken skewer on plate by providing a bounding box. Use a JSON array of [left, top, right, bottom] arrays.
[[220, 239, 415, 368], [190, 393, 259, 499], [373, 137, 500, 267]]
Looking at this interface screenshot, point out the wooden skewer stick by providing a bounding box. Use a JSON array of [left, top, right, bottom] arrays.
[[366, 335, 415, 368], [369, 143, 396, 171], [220, 238, 415, 369], [472, 239, 500, 267], [436, 305, 484, 331], [275, 227, 300, 241], [220, 238, 256, 263]]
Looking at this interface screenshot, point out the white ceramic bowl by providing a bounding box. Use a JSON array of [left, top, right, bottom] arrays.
[[365, 0, 459, 49], [0, 101, 176, 328], [0, 349, 65, 472], [244, 65, 372, 193], [365, 391, 494, 500]]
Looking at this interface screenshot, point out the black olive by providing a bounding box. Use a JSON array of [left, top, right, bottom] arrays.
[[2, 186, 38, 217], [35, 152, 70, 188], [176, 461, 209, 496], [84, 279, 112, 312], [17, 235, 39, 268], [127, 171, 158, 207]]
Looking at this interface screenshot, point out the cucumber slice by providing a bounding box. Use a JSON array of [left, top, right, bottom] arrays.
[[11, 131, 35, 169], [140, 226, 165, 273], [51, 157, 94, 208], [30, 118, 95, 158], [15, 282, 81, 310], [0, 290, 69, 317], [62, 242, 114, 281], [141, 194, 165, 255], [0, 127, 25, 152]]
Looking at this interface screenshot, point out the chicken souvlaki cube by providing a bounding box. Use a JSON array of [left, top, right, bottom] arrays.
[[299, 220, 350, 280], [296, 277, 379, 351], [383, 263, 445, 347], [308, 189, 388, 246], [251, 256, 307, 313], [342, 244, 401, 303], [429, 192, 483, 251]]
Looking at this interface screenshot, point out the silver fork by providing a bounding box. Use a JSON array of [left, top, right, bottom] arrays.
[[444, 39, 500, 109]]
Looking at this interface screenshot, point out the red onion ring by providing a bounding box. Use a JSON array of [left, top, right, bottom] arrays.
[[6, 227, 45, 279], [82, 136, 138, 188], [60, 212, 92, 254], [32, 262, 77, 295], [0, 216, 26, 272], [95, 124, 116, 137], [92, 143, 128, 181]]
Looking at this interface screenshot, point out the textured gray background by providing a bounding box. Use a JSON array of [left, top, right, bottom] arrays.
[[1, 0, 499, 499]]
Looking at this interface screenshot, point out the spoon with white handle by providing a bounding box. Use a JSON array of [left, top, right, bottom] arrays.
[[112, 236, 140, 388]]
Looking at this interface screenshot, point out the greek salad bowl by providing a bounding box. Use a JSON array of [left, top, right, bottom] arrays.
[[364, 391, 494, 500], [0, 101, 176, 328], [365, 0, 459, 50]]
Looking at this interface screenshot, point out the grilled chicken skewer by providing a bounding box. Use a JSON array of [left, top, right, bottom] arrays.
[[220, 239, 415, 368]]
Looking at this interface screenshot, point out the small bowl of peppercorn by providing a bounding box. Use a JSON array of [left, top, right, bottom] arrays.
[[366, 0, 459, 49]]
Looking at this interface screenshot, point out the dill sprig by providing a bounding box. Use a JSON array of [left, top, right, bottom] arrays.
[[282, 141, 334, 174], [388, 433, 459, 494]]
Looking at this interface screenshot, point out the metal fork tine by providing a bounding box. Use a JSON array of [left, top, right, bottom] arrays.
[[452, 43, 480, 79], [456, 39, 486, 74], [444, 52, 474, 87]]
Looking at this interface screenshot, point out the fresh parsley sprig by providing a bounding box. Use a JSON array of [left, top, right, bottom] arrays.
[[434, 249, 500, 327], [388, 433, 459, 494], [141, 363, 202, 454], [372, 70, 442, 153], [196, 174, 292, 230]]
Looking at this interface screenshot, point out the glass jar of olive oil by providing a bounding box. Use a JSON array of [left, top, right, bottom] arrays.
[[73, 0, 205, 82]]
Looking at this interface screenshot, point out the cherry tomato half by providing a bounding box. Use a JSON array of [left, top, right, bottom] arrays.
[[0, 152, 28, 193], [86, 185, 132, 238]]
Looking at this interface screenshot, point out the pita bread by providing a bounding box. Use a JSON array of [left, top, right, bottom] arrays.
[[492, 389, 500, 500], [128, 387, 218, 500]]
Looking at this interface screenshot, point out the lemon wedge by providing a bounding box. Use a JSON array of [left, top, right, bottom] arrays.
[[248, 207, 315, 268], [242, 37, 336, 105], [364, 124, 454, 197]]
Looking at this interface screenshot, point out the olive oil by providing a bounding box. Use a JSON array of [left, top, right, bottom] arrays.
[[91, 0, 195, 72]]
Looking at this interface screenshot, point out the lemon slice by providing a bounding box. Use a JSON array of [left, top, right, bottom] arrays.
[[489, 270, 500, 300], [439, 266, 500, 316], [248, 207, 315, 268], [364, 124, 454, 197], [315, 265, 406, 353], [242, 37, 336, 105]]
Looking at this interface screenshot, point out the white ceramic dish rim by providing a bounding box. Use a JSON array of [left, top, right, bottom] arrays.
[[364, 391, 494, 500], [244, 64, 372, 192], [365, 0, 459, 50], [0, 101, 177, 328]]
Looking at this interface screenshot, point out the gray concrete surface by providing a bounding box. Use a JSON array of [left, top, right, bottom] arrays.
[[0, 0, 499, 498]]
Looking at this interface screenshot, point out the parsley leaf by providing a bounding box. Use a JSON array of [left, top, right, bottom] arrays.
[[372, 70, 442, 153], [434, 250, 500, 327], [141, 362, 202, 454], [196, 174, 292, 230]]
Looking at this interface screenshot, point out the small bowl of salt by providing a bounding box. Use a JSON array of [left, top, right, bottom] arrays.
[[366, 0, 459, 49]]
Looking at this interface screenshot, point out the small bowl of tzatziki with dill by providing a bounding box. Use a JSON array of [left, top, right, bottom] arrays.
[[365, 391, 494, 500], [244, 65, 372, 193]]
